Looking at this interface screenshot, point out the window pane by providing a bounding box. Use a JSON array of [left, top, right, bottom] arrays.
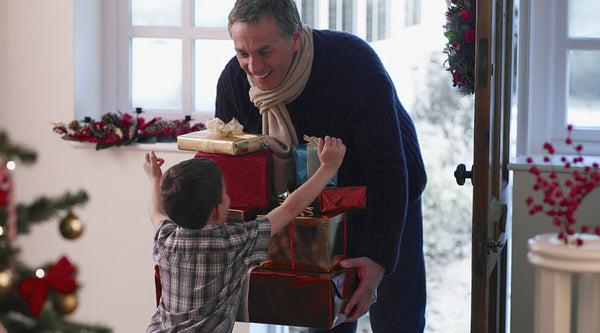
[[568, 0, 600, 38], [342, 0, 354, 32], [194, 39, 235, 112], [131, 38, 182, 110], [131, 0, 181, 26], [194, 0, 236, 27], [567, 50, 600, 127], [329, 0, 337, 30], [300, 0, 316, 27]]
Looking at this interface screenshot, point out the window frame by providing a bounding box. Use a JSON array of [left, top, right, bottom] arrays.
[[518, 0, 600, 157]]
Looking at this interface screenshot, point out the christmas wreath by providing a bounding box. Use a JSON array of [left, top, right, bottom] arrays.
[[443, 0, 476, 95], [53, 110, 205, 150]]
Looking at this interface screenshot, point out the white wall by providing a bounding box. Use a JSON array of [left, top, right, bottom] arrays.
[[0, 1, 252, 332]]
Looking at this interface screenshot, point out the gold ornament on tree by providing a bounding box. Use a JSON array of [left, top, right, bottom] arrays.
[[59, 209, 84, 239], [53, 293, 78, 314], [0, 266, 14, 294]]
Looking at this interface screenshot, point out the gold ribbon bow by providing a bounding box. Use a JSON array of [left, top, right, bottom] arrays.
[[206, 117, 244, 138], [303, 135, 319, 147]]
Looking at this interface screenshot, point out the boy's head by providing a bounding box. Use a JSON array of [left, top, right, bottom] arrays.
[[159, 158, 228, 229]]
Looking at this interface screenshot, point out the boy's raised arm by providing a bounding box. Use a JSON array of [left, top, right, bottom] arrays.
[[143, 151, 169, 230], [266, 136, 346, 237]]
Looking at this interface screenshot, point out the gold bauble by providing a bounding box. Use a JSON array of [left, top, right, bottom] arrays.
[[0, 267, 13, 294], [59, 210, 84, 239], [53, 293, 78, 314]]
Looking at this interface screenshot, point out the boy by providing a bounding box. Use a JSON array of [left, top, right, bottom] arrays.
[[144, 136, 346, 332]]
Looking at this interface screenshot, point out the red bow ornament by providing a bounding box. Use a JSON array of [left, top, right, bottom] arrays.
[[18, 256, 77, 316]]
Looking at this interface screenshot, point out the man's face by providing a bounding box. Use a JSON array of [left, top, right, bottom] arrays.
[[230, 17, 301, 91]]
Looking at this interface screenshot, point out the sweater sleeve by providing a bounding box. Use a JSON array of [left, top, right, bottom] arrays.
[[339, 37, 426, 274]]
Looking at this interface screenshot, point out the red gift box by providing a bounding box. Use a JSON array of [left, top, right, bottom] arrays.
[[317, 186, 367, 213], [243, 267, 358, 329], [194, 149, 271, 208]]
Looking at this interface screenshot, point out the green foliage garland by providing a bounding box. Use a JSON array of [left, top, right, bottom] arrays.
[[443, 0, 476, 95]]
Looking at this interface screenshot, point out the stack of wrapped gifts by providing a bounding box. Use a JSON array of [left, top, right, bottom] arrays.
[[177, 121, 367, 329]]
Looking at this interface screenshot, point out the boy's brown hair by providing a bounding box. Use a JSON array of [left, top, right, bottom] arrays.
[[159, 158, 223, 229]]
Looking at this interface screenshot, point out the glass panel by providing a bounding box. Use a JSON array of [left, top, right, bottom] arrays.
[[131, 0, 181, 26], [378, 0, 387, 39], [131, 38, 182, 110], [194, 39, 235, 112], [567, 50, 600, 127], [301, 0, 316, 27], [568, 0, 600, 38], [342, 0, 354, 32], [194, 0, 236, 28], [329, 0, 337, 30]]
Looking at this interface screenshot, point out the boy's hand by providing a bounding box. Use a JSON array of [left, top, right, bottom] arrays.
[[317, 136, 346, 170], [144, 151, 165, 181]]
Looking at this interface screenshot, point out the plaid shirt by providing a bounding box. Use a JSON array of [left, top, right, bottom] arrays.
[[147, 217, 271, 333]]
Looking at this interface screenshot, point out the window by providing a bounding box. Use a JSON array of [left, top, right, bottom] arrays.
[[79, 0, 393, 123], [116, 0, 235, 121], [519, 0, 600, 156]]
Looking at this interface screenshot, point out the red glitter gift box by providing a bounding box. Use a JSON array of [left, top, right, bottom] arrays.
[[317, 186, 367, 213], [194, 149, 271, 208]]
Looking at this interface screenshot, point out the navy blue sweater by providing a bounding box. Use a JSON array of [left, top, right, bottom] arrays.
[[216, 29, 427, 276]]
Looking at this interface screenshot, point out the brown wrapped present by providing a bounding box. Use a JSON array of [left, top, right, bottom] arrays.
[[263, 212, 346, 272], [226, 208, 265, 223], [177, 118, 267, 155], [243, 267, 358, 329]]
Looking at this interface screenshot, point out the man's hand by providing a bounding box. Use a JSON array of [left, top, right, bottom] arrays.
[[340, 257, 385, 322]]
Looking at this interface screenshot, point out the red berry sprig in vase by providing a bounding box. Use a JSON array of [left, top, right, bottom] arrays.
[[526, 125, 600, 245]]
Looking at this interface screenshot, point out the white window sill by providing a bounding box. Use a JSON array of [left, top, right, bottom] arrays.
[[509, 155, 600, 173], [69, 141, 187, 153]]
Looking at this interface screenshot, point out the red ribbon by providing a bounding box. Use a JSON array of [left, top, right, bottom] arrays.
[[18, 256, 77, 316], [289, 222, 295, 270], [0, 163, 16, 245]]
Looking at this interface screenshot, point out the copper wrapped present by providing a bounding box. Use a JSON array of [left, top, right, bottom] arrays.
[[177, 118, 267, 155], [243, 267, 358, 329], [263, 212, 346, 272], [317, 186, 367, 213]]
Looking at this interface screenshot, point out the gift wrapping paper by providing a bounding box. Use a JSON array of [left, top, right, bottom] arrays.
[[317, 186, 367, 213], [262, 212, 346, 272], [178, 130, 267, 155], [293, 144, 337, 187], [243, 267, 358, 329], [226, 208, 265, 223], [194, 149, 271, 208]]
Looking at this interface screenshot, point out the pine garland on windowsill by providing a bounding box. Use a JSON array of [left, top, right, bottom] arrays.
[[52, 110, 206, 151]]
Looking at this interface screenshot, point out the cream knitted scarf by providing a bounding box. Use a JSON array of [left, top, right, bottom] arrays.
[[248, 25, 314, 194]]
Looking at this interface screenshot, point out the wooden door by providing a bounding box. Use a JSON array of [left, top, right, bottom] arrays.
[[456, 0, 515, 332]]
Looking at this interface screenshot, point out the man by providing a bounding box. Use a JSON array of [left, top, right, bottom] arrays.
[[216, 0, 427, 331]]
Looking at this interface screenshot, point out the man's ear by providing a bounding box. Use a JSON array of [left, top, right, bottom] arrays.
[[291, 26, 302, 52]]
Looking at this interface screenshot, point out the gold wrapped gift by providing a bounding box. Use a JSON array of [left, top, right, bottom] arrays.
[[262, 212, 346, 272], [177, 118, 267, 155]]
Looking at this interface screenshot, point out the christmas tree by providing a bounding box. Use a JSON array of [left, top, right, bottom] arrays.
[[0, 131, 111, 332]]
